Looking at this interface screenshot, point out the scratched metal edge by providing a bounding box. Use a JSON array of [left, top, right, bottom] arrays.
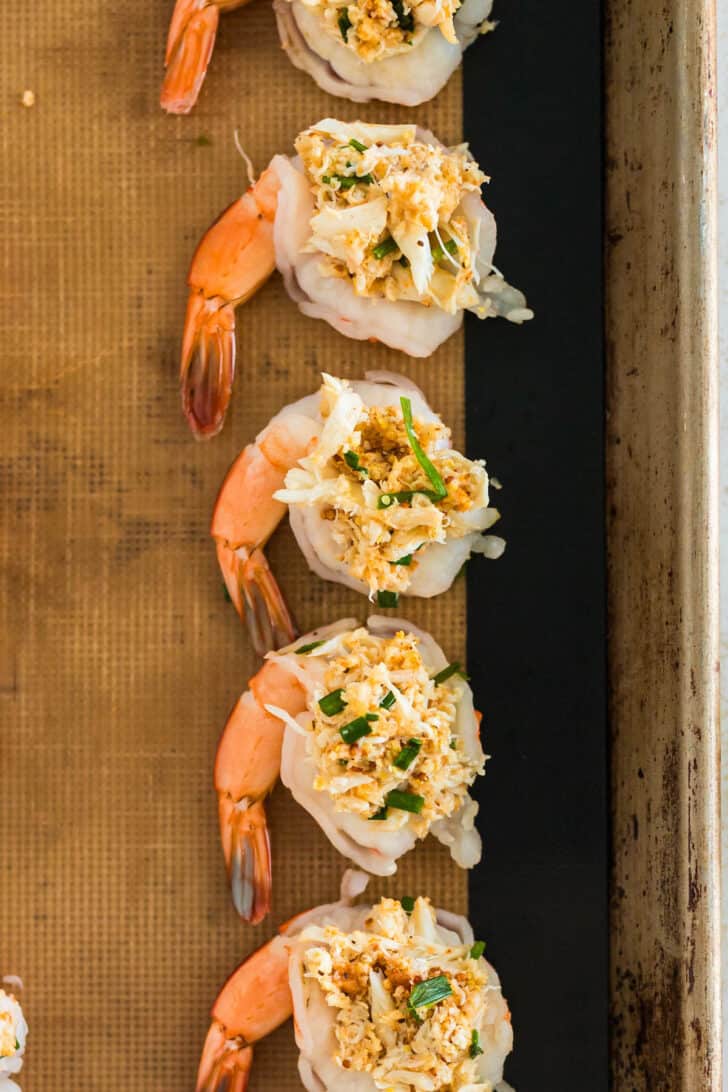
[[605, 0, 721, 1087]]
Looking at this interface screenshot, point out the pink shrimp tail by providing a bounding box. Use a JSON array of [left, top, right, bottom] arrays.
[[161, 0, 219, 114], [219, 797, 272, 925], [196, 1022, 253, 1092], [180, 292, 235, 440], [217, 541, 297, 656]]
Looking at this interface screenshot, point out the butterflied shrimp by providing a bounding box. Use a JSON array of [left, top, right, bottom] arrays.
[[178, 119, 531, 437], [161, 0, 496, 114], [0, 981, 28, 1092], [214, 616, 486, 923], [213, 372, 504, 650], [196, 877, 514, 1092]]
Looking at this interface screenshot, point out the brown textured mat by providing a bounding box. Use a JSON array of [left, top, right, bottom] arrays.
[[1, 4, 464, 1088]]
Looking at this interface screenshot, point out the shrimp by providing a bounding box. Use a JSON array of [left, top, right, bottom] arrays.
[[213, 616, 485, 923], [214, 658, 306, 923], [195, 932, 293, 1091], [210, 388, 320, 655], [161, 0, 495, 114], [177, 120, 531, 438], [211, 373, 505, 652], [196, 881, 514, 1092], [180, 166, 279, 440], [160, 0, 251, 116]]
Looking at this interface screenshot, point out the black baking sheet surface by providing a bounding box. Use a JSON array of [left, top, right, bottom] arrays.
[[466, 2, 607, 1086]]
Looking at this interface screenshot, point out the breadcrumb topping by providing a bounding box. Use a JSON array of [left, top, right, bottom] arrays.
[[295, 121, 488, 315], [300, 897, 496, 1091]]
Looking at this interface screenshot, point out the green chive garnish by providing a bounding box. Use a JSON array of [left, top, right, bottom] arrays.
[[449, 738, 457, 750], [393, 738, 422, 770], [385, 788, 424, 814], [370, 804, 388, 820], [401, 895, 415, 913], [349, 137, 368, 153], [470, 940, 486, 960], [470, 1029, 484, 1058], [344, 450, 367, 474], [340, 715, 377, 744], [338, 758, 348, 766], [408, 975, 452, 1011], [432, 662, 469, 685], [319, 689, 347, 716], [376, 590, 399, 608], [431, 238, 459, 263], [338, 7, 352, 39], [380, 691, 396, 710], [391, 554, 413, 566], [296, 639, 325, 654], [333, 172, 373, 189], [391, 0, 415, 31], [401, 396, 447, 502], [372, 235, 399, 260]]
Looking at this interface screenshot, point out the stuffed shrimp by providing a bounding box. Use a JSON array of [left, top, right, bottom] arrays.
[[161, 0, 497, 114], [214, 615, 485, 923], [179, 118, 531, 438], [0, 982, 27, 1092], [196, 876, 513, 1091], [212, 372, 504, 655]]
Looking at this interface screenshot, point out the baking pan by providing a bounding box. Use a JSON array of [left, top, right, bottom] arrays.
[[605, 0, 721, 1087], [0, 0, 719, 1089]]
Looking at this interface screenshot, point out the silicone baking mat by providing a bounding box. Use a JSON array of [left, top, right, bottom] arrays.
[[1, 2, 470, 1089]]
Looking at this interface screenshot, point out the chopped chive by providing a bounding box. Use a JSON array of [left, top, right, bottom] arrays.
[[408, 975, 452, 1010], [195, 134, 212, 147], [222, 583, 232, 603], [391, 554, 413, 566], [401, 895, 415, 913], [322, 174, 331, 183], [338, 7, 352, 39], [449, 738, 457, 750], [319, 688, 347, 716], [376, 590, 399, 608], [380, 690, 396, 710], [393, 738, 422, 770], [333, 172, 373, 189], [296, 639, 325, 654], [344, 450, 367, 474], [431, 238, 459, 263], [369, 804, 388, 820], [385, 788, 424, 814], [470, 940, 486, 960], [378, 487, 444, 508], [338, 758, 348, 766], [401, 396, 447, 502], [470, 1029, 484, 1058], [349, 137, 368, 153], [432, 661, 469, 685], [340, 716, 374, 744], [14, 1039, 19, 1051], [372, 235, 399, 260], [391, 0, 415, 31]]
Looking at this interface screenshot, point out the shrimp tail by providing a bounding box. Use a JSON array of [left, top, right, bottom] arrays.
[[220, 798, 273, 925], [217, 541, 297, 656], [180, 293, 236, 440], [242, 548, 298, 655], [196, 1022, 253, 1092], [161, 0, 220, 115]]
